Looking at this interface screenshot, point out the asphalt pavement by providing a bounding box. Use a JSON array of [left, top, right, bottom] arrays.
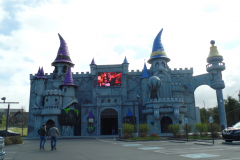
[[3, 138, 240, 160]]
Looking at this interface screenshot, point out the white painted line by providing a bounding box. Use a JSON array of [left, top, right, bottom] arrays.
[[5, 158, 12, 160], [123, 144, 141, 147], [6, 152, 17, 153], [180, 153, 219, 159], [221, 158, 240, 160], [139, 147, 164, 150]]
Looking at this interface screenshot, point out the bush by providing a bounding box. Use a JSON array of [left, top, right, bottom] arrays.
[[140, 133, 148, 137], [149, 133, 159, 137], [122, 123, 134, 135], [182, 124, 193, 134], [194, 123, 207, 136], [9, 136, 23, 144], [138, 123, 151, 134], [212, 131, 220, 138], [207, 123, 220, 132], [4, 137, 12, 145], [121, 133, 132, 139], [168, 124, 181, 137]]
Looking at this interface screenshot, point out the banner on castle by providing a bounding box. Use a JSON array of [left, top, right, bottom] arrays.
[[98, 72, 121, 87]]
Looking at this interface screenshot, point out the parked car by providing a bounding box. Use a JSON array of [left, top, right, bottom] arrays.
[[222, 122, 240, 142], [0, 137, 5, 160], [0, 130, 20, 137]]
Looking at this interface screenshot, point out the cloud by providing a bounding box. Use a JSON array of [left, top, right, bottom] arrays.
[[0, 0, 240, 111]]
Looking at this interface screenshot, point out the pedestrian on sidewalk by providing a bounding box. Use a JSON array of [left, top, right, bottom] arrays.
[[48, 124, 60, 150], [38, 124, 47, 150]]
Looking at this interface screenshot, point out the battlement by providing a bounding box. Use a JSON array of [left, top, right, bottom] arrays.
[[145, 98, 183, 104], [81, 103, 95, 107], [128, 69, 143, 75], [171, 83, 183, 86], [170, 68, 193, 75], [43, 89, 62, 96], [30, 73, 53, 80], [72, 71, 91, 78]]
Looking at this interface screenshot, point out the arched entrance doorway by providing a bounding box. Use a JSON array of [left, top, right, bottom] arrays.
[[46, 119, 55, 132], [101, 108, 118, 135], [161, 117, 172, 133]]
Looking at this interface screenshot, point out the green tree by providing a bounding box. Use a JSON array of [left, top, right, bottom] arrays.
[[1, 115, 6, 128], [224, 96, 240, 127], [168, 124, 181, 137]]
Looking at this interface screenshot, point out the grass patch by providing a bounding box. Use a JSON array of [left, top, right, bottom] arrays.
[[188, 135, 210, 139], [9, 128, 28, 137], [128, 137, 161, 140]]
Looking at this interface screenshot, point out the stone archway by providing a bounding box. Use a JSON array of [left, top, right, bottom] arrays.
[[160, 117, 172, 133], [46, 119, 55, 132], [100, 108, 118, 135]]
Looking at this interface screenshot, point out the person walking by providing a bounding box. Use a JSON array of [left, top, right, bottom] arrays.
[[38, 124, 47, 150], [48, 124, 60, 150]]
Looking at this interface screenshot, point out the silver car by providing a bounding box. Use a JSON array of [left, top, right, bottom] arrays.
[[0, 137, 5, 160]]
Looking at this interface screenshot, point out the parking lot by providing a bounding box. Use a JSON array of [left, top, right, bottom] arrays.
[[3, 138, 240, 160]]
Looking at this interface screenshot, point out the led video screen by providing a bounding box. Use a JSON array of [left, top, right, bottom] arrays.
[[98, 72, 121, 87]]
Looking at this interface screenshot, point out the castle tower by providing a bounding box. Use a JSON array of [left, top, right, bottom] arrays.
[[206, 40, 227, 130], [122, 56, 129, 75], [60, 67, 78, 109], [148, 29, 171, 98], [141, 62, 150, 105], [35, 67, 46, 107], [90, 58, 96, 76], [52, 33, 74, 83]]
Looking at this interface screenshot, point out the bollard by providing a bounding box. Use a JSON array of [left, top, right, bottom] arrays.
[[118, 128, 121, 139]]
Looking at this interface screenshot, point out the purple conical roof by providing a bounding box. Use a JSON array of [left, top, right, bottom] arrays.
[[60, 67, 77, 88], [52, 33, 74, 66], [90, 58, 96, 65], [36, 67, 46, 79], [87, 111, 94, 118]]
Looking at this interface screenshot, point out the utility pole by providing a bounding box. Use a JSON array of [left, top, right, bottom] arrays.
[[0, 97, 19, 137]]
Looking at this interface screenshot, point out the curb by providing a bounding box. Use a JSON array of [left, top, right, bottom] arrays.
[[222, 142, 240, 145]]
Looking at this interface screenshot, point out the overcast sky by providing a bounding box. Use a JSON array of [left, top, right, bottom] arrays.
[[0, 0, 239, 111]]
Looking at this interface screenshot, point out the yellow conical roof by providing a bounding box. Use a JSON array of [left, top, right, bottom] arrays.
[[207, 40, 222, 59]]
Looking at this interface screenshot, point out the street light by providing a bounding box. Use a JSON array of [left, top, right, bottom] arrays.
[[0, 97, 19, 137]]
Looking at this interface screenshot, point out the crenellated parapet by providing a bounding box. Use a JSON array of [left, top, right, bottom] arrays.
[[128, 70, 143, 76], [145, 98, 183, 104], [170, 68, 193, 75], [72, 72, 91, 78]]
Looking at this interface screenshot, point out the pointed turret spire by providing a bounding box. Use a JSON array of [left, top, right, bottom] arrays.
[[126, 109, 133, 117], [141, 62, 150, 79], [90, 58, 96, 65], [36, 67, 46, 79], [60, 67, 77, 88], [123, 56, 128, 63], [87, 111, 94, 118], [52, 33, 74, 66], [148, 28, 170, 63], [207, 40, 222, 59]]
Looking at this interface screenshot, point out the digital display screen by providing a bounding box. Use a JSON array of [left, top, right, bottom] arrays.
[[98, 72, 121, 87]]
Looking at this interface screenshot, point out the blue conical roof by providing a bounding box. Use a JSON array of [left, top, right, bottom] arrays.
[[141, 62, 150, 79], [148, 28, 170, 63], [126, 109, 133, 117], [123, 56, 128, 63]]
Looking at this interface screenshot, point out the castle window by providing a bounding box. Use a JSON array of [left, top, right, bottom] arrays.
[[108, 99, 111, 103], [46, 98, 48, 102], [55, 98, 58, 102], [114, 99, 117, 103], [63, 65, 68, 73], [54, 66, 58, 73], [64, 88, 67, 92], [101, 99, 104, 103], [88, 118, 94, 127]]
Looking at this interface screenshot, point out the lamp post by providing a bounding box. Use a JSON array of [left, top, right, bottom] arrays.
[[0, 97, 19, 137], [125, 95, 140, 135]]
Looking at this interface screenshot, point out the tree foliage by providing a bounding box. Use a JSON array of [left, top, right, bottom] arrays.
[[1, 115, 6, 128], [168, 124, 181, 137]]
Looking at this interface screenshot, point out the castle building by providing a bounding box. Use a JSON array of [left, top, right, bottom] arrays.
[[27, 29, 227, 137]]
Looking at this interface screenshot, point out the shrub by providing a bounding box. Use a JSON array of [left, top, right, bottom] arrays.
[[138, 123, 151, 134], [121, 133, 132, 139], [149, 133, 159, 137], [207, 123, 220, 132], [168, 124, 181, 137], [9, 136, 23, 144], [194, 123, 207, 136], [212, 131, 220, 138], [140, 133, 148, 137], [182, 124, 193, 134], [122, 123, 134, 135], [4, 137, 12, 145]]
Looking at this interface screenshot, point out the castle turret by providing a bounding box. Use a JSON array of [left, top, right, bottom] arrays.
[[35, 67, 46, 107], [141, 62, 150, 106], [122, 56, 129, 75], [148, 29, 172, 98], [90, 58, 96, 76], [206, 40, 227, 130], [60, 67, 78, 109], [52, 33, 74, 82]]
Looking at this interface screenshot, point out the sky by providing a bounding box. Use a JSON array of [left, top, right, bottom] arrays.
[[0, 0, 240, 111]]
